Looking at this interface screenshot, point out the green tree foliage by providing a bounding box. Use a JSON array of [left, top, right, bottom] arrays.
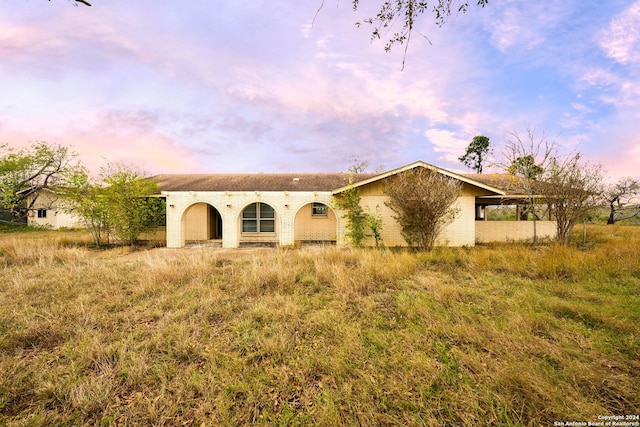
[[62, 167, 111, 246], [63, 163, 162, 246], [333, 184, 371, 247], [507, 155, 544, 179], [365, 207, 384, 248], [385, 167, 461, 251], [333, 161, 384, 248], [0, 142, 79, 221], [101, 164, 162, 246], [459, 135, 490, 174]]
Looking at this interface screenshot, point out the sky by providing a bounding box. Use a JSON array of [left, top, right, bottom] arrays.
[[1, 0, 639, 180]]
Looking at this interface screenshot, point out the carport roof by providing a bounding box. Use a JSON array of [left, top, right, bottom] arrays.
[[151, 173, 378, 193]]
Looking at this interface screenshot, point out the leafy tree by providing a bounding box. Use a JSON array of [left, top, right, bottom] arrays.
[[459, 135, 490, 174], [61, 167, 111, 246], [384, 167, 461, 251], [507, 155, 544, 179], [0, 142, 79, 221], [101, 164, 161, 246], [63, 163, 161, 246], [605, 177, 639, 224], [542, 154, 604, 245]]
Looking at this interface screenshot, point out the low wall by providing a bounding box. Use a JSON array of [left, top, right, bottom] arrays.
[[476, 220, 556, 243], [139, 227, 167, 243]]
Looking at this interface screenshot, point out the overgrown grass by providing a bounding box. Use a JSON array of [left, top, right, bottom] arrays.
[[1, 225, 638, 425]]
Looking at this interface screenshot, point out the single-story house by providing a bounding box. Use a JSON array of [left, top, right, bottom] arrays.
[[28, 161, 557, 247], [25, 188, 84, 229]]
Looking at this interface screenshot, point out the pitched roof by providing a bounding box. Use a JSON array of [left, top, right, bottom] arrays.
[[151, 173, 378, 193], [332, 161, 505, 195], [462, 173, 555, 198], [461, 173, 531, 195]]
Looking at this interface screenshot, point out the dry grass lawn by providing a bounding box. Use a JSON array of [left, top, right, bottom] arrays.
[[0, 225, 638, 426]]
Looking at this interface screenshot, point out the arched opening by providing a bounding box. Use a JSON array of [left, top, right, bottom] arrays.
[[294, 202, 337, 246], [182, 202, 223, 246], [239, 202, 278, 246]]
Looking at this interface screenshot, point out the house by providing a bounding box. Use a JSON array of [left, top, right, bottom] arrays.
[[28, 161, 557, 246], [24, 188, 84, 229]]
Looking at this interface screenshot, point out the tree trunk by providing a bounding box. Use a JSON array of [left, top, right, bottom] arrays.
[[608, 202, 616, 224]]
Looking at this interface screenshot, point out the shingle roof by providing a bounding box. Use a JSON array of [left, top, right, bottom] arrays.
[[151, 173, 378, 193], [461, 173, 532, 195]]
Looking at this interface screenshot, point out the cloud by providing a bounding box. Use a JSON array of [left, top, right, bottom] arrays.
[[600, 1, 640, 64], [424, 128, 469, 164], [484, 1, 573, 52], [1, 107, 200, 175]]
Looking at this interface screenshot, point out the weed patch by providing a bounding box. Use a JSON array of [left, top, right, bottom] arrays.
[[0, 226, 638, 425]]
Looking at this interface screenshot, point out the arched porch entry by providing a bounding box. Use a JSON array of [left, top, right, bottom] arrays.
[[181, 202, 223, 245], [294, 202, 337, 245]]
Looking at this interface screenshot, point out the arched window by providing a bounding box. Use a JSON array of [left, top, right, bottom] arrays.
[[242, 202, 275, 233]]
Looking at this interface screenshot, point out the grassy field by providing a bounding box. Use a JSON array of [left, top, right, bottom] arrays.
[[0, 225, 638, 426]]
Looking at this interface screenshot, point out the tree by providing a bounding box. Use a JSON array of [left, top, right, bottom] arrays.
[[502, 129, 555, 242], [62, 163, 162, 246], [605, 177, 640, 224], [353, 0, 488, 67], [459, 135, 490, 173], [61, 167, 111, 246], [101, 164, 162, 246], [0, 142, 79, 221], [507, 155, 544, 180], [384, 167, 461, 251], [541, 154, 603, 245]]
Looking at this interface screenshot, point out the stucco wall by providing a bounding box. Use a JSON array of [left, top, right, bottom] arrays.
[[27, 191, 83, 229], [475, 220, 557, 243], [29, 210, 83, 229], [165, 191, 338, 248]]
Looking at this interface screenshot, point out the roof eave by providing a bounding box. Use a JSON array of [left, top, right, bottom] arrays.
[[332, 161, 506, 195]]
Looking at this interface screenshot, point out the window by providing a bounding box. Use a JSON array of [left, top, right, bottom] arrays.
[[312, 202, 328, 216], [242, 203, 275, 233], [37, 209, 47, 218]]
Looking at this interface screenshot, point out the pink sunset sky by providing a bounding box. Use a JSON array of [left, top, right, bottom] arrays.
[[1, 0, 639, 180]]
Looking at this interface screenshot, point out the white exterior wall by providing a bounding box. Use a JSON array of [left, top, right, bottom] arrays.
[[29, 209, 83, 229], [164, 190, 340, 248], [26, 191, 83, 229]]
